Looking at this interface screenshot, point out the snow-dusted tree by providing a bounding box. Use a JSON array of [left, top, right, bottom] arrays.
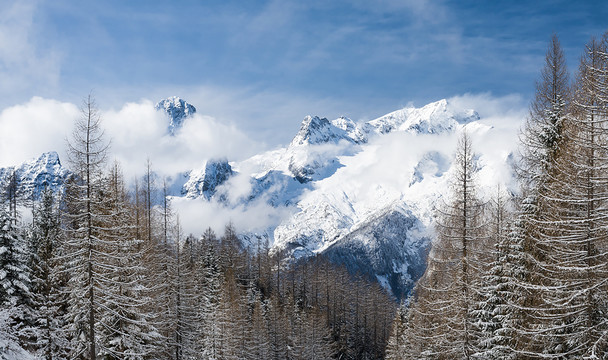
[[146, 230, 176, 357], [385, 301, 411, 360], [95, 163, 159, 359], [4, 171, 19, 224], [63, 94, 111, 359], [519, 33, 570, 188], [402, 132, 487, 358], [509, 34, 575, 357], [512, 34, 608, 358], [143, 158, 156, 246], [472, 187, 515, 359], [28, 188, 70, 358], [168, 218, 201, 360], [0, 204, 33, 350]]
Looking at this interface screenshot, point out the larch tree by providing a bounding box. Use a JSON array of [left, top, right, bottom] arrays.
[[540, 34, 608, 357], [511, 33, 573, 357], [63, 94, 110, 359], [96, 163, 159, 359], [513, 33, 608, 358], [401, 132, 487, 359]]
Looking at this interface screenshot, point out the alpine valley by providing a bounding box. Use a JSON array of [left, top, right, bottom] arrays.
[[0, 96, 517, 300]]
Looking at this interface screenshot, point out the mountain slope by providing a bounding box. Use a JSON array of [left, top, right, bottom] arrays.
[[177, 98, 510, 299]]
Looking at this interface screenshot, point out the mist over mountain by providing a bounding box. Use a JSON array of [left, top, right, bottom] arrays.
[[0, 96, 517, 299]]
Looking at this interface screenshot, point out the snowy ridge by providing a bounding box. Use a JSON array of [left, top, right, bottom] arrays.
[[366, 99, 479, 135], [162, 97, 507, 298], [237, 100, 506, 298], [186, 98, 501, 298]]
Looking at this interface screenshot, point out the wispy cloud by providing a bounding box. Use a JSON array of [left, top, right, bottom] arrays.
[[0, 1, 61, 104]]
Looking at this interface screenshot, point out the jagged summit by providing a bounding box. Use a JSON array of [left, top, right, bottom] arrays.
[[367, 99, 479, 135], [0, 151, 70, 200], [155, 96, 196, 135], [290, 115, 355, 147], [288, 99, 477, 149], [182, 159, 234, 199]]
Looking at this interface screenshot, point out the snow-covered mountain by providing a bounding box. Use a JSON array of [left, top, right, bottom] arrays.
[[177, 98, 512, 299], [155, 96, 196, 135], [0, 151, 70, 201], [182, 160, 234, 200], [0, 97, 514, 300]]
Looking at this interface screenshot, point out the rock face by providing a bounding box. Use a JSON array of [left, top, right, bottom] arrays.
[[155, 96, 196, 135], [182, 160, 234, 200], [290, 115, 362, 147], [322, 205, 429, 300], [0, 151, 70, 201]]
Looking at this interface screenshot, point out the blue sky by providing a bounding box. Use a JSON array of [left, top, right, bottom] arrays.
[[1, 0, 607, 146]]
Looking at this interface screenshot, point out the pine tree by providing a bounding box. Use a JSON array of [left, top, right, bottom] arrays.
[[0, 204, 33, 351], [472, 187, 514, 359], [198, 232, 225, 359], [28, 188, 69, 359]]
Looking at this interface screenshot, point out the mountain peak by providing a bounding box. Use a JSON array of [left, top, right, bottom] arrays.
[[290, 115, 364, 147], [182, 159, 234, 199], [155, 96, 197, 135], [0, 151, 70, 201], [366, 99, 479, 135]]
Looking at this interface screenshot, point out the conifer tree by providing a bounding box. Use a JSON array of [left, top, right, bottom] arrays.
[[519, 33, 570, 188], [63, 94, 110, 359], [28, 188, 69, 358], [0, 204, 33, 350], [472, 187, 514, 359], [511, 33, 574, 358], [401, 132, 486, 359], [96, 163, 159, 359]]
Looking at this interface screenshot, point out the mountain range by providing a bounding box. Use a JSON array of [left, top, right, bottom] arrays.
[[0, 96, 515, 299]]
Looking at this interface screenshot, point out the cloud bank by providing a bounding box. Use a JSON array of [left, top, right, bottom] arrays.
[[0, 92, 526, 238], [103, 100, 262, 180], [0, 97, 261, 177]]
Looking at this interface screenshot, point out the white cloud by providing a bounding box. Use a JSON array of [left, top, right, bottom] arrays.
[[0, 92, 527, 239], [447, 92, 527, 120], [102, 99, 263, 180], [0, 97, 78, 167], [447, 92, 526, 195], [171, 196, 296, 238], [0, 96, 262, 179]]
